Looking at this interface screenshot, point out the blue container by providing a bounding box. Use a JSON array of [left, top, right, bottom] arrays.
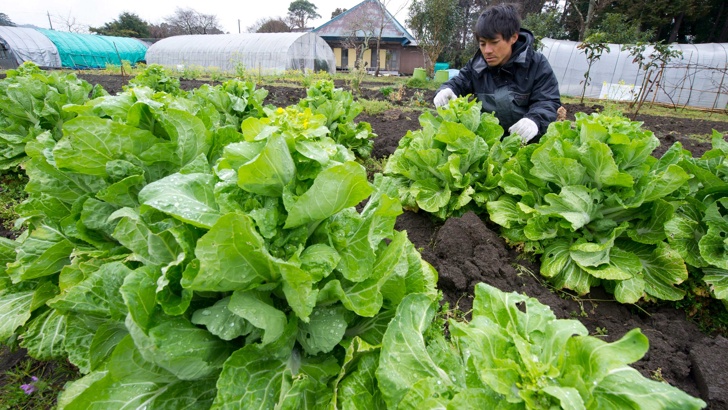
[[434, 62, 450, 72]]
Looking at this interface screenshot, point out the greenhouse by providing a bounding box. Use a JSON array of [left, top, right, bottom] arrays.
[[0, 26, 61, 69], [541, 38, 728, 110], [35, 29, 147, 69], [0, 27, 147, 69], [145, 32, 336, 75]]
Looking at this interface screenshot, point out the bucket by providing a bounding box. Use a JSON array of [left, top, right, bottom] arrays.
[[434, 70, 449, 83], [413, 67, 426, 81]]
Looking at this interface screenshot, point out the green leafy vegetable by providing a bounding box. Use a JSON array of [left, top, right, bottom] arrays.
[[377, 283, 706, 409]]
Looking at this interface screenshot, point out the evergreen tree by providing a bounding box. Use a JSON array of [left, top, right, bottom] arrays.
[[90, 12, 150, 37], [287, 0, 321, 29], [407, 0, 459, 74], [0, 12, 15, 26]]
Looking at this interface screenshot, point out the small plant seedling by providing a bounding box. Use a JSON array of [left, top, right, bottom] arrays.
[[594, 326, 609, 337], [651, 368, 665, 382]]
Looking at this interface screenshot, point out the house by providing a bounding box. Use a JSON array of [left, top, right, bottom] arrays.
[[312, 0, 426, 75]]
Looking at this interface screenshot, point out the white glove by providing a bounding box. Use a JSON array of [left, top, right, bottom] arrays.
[[509, 118, 539, 143], [434, 88, 457, 108]]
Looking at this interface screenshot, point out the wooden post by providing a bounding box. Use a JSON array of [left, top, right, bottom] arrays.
[[113, 42, 125, 77]]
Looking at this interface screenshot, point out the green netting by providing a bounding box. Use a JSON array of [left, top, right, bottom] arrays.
[[35, 29, 147, 69]]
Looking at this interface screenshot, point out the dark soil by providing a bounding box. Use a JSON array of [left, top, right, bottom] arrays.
[[5, 73, 728, 408]]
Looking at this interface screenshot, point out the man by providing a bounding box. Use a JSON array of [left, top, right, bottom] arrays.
[[434, 3, 561, 143]]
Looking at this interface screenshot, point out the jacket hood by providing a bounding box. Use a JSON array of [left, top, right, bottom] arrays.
[[509, 28, 534, 65]]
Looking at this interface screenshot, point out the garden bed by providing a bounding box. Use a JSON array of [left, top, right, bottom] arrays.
[[3, 72, 728, 408], [77, 73, 728, 408]]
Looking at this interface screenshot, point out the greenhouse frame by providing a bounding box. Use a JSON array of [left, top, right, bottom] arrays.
[[145, 32, 336, 75], [0, 27, 147, 69], [541, 38, 728, 110]]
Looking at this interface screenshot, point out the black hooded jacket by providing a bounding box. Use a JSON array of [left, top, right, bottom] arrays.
[[438, 29, 561, 138]]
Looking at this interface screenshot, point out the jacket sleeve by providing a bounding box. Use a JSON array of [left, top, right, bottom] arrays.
[[524, 56, 561, 136]]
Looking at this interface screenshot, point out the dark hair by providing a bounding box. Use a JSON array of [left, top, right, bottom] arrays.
[[474, 3, 522, 40]]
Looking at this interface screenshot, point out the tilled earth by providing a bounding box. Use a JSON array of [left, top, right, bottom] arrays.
[[5, 73, 728, 408]]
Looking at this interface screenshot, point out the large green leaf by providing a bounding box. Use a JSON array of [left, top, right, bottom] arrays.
[[285, 161, 373, 228], [228, 290, 287, 346], [20, 309, 66, 360], [618, 240, 687, 301], [626, 199, 674, 245], [53, 116, 162, 177], [127, 314, 232, 381], [297, 304, 349, 355], [0, 291, 34, 340], [665, 199, 708, 268], [580, 139, 634, 189], [161, 108, 212, 167], [237, 134, 295, 197], [57, 336, 217, 410], [699, 198, 728, 269], [6, 224, 74, 281], [530, 139, 587, 187], [110, 208, 185, 266], [702, 267, 728, 301], [139, 172, 222, 229], [592, 367, 706, 409], [331, 338, 385, 410], [184, 213, 279, 292], [191, 297, 254, 341], [327, 193, 401, 282], [375, 293, 449, 408], [538, 185, 601, 230], [47, 261, 131, 320], [212, 318, 337, 409]]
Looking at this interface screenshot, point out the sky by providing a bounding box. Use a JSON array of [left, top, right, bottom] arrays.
[[5, 0, 413, 34]]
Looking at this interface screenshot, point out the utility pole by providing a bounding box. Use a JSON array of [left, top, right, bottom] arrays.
[[47, 11, 54, 30], [238, 19, 241, 33]]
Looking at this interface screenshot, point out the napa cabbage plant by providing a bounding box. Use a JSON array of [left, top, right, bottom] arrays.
[[0, 61, 94, 169], [376, 283, 706, 409], [383, 96, 517, 220], [487, 112, 693, 303], [0, 80, 438, 409], [666, 130, 728, 304], [125, 63, 183, 95], [297, 79, 376, 158]]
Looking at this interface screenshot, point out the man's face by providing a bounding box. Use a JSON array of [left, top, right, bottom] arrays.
[[478, 33, 519, 67]]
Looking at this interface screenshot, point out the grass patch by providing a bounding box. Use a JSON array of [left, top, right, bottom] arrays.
[[562, 95, 728, 123], [671, 273, 728, 338], [359, 99, 393, 115], [358, 156, 388, 181], [0, 345, 79, 410]]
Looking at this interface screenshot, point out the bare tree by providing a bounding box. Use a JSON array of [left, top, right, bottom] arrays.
[[373, 0, 411, 76], [341, 0, 410, 76], [164, 7, 224, 34], [342, 8, 377, 71], [148, 22, 176, 38], [52, 11, 89, 33], [564, 0, 610, 41]]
